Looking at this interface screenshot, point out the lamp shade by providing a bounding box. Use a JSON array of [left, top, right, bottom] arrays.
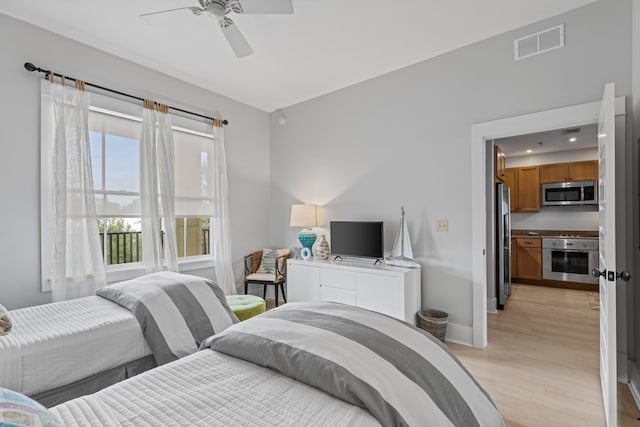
[[290, 204, 318, 228]]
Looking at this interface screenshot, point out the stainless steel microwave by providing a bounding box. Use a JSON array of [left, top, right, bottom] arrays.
[[542, 181, 597, 206]]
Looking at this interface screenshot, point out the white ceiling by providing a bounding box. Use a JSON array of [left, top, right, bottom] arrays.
[[0, 0, 598, 112], [496, 123, 598, 157]]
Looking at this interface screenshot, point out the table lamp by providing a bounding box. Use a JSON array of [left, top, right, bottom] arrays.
[[290, 204, 319, 253]]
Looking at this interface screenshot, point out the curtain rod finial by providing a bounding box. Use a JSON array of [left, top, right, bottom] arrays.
[[24, 62, 37, 72]]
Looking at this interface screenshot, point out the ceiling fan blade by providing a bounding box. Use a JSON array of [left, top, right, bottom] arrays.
[[219, 19, 253, 58], [236, 0, 293, 14], [140, 7, 201, 25]]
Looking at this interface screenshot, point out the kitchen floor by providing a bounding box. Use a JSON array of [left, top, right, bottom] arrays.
[[448, 283, 640, 426]]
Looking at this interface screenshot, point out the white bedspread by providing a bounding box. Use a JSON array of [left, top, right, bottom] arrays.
[[0, 296, 151, 396], [52, 350, 380, 427]]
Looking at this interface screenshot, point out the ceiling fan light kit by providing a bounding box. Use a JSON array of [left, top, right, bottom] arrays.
[[140, 0, 293, 58]]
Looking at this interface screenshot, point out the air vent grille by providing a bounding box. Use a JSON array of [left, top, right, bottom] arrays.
[[562, 127, 582, 134], [514, 24, 564, 61]]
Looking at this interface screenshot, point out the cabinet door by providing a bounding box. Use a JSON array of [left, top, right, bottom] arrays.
[[287, 263, 320, 302], [503, 168, 519, 212], [511, 238, 517, 278], [569, 160, 598, 182], [356, 273, 402, 319], [518, 167, 540, 212], [515, 246, 541, 280], [540, 163, 569, 184]]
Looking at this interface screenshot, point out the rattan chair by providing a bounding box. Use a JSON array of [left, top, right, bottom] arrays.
[[244, 249, 291, 307]]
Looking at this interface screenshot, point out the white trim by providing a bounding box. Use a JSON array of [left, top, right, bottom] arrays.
[[104, 256, 215, 284], [629, 362, 640, 411], [487, 297, 497, 314], [470, 96, 625, 348], [443, 322, 473, 346]]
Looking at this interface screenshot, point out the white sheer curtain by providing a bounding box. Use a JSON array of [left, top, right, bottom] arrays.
[[47, 80, 105, 301], [212, 120, 236, 294], [140, 101, 178, 272]]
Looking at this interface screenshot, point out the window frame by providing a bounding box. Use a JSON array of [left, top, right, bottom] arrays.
[[40, 82, 215, 292]]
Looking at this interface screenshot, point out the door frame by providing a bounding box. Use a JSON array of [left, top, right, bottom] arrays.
[[470, 97, 626, 349]]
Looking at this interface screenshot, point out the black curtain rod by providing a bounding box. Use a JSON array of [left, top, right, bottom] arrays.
[[24, 62, 228, 126]]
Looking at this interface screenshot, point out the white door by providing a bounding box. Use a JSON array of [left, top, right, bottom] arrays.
[[596, 82, 616, 427]]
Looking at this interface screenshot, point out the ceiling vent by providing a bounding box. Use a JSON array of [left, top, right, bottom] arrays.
[[514, 24, 564, 61], [562, 127, 582, 134]]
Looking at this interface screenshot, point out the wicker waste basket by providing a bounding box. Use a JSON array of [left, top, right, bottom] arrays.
[[417, 309, 448, 342]]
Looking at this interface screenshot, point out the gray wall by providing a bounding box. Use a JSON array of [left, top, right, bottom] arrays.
[[269, 0, 632, 339], [0, 14, 271, 310]]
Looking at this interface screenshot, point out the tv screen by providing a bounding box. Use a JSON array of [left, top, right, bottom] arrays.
[[330, 221, 384, 259]]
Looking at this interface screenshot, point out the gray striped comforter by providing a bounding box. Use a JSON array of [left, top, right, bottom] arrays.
[[97, 272, 238, 365], [203, 302, 504, 427]]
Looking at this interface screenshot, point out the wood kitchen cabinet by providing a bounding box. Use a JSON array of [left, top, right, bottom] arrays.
[[504, 167, 539, 212], [517, 166, 540, 212], [514, 238, 541, 280], [503, 168, 518, 212], [495, 145, 506, 182], [540, 160, 598, 184]]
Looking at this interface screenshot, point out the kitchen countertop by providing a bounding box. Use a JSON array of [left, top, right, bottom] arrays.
[[512, 229, 598, 239]]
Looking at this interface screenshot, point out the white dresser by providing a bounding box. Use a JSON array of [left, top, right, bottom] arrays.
[[287, 258, 421, 324]]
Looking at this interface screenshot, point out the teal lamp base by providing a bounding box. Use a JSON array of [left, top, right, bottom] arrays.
[[298, 228, 317, 254]]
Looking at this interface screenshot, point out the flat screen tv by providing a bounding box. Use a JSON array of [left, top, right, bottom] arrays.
[[330, 221, 384, 259]]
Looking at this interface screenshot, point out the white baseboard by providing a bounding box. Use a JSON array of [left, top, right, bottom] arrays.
[[628, 361, 640, 411], [444, 322, 474, 347], [618, 352, 629, 382], [487, 297, 497, 314]]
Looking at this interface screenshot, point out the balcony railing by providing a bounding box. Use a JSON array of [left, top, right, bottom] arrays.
[[100, 229, 210, 265]]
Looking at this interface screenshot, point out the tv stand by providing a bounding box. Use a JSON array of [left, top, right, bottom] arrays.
[[287, 258, 421, 324]]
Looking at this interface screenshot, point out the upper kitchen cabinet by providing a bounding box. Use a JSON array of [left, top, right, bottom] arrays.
[[568, 161, 598, 181], [518, 166, 540, 212], [495, 144, 506, 182], [503, 168, 519, 212], [539, 160, 598, 184]]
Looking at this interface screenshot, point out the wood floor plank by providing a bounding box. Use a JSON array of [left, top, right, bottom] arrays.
[[447, 284, 640, 426]]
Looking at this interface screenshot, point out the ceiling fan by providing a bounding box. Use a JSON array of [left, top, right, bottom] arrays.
[[140, 0, 293, 58]]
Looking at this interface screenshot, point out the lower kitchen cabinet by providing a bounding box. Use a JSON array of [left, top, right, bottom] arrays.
[[514, 238, 541, 280]]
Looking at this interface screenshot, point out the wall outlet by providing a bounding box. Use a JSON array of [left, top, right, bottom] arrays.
[[436, 219, 448, 232]]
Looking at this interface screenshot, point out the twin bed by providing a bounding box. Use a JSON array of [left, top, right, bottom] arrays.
[[0, 295, 153, 406], [0, 272, 505, 426]]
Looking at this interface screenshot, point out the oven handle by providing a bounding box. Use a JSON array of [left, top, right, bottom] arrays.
[[542, 248, 599, 253]]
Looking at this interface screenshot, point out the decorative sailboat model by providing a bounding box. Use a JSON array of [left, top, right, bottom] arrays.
[[386, 207, 420, 268]]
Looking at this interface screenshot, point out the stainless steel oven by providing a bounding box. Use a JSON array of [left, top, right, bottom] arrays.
[[542, 237, 598, 284]]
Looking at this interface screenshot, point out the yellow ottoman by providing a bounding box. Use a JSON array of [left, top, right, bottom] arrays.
[[226, 295, 266, 321]]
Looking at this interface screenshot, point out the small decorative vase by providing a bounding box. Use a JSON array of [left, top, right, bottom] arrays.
[[315, 234, 330, 260]]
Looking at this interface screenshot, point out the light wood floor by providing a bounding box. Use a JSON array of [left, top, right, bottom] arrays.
[[448, 284, 640, 426]]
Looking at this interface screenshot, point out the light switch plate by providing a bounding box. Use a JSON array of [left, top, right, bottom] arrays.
[[436, 219, 448, 232]]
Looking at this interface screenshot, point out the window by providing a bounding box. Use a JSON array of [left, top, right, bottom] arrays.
[[41, 83, 216, 289]]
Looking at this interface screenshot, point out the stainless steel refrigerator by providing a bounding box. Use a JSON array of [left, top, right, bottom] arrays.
[[496, 183, 511, 309]]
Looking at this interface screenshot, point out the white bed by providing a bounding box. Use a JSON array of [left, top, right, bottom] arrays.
[[52, 350, 379, 427], [0, 296, 151, 398], [49, 302, 504, 427]]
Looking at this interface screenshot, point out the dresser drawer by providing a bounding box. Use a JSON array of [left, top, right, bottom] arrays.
[[516, 238, 541, 248], [320, 286, 357, 305], [320, 269, 356, 291]]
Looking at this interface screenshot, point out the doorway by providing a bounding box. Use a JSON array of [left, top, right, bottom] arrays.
[[469, 96, 634, 423]]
